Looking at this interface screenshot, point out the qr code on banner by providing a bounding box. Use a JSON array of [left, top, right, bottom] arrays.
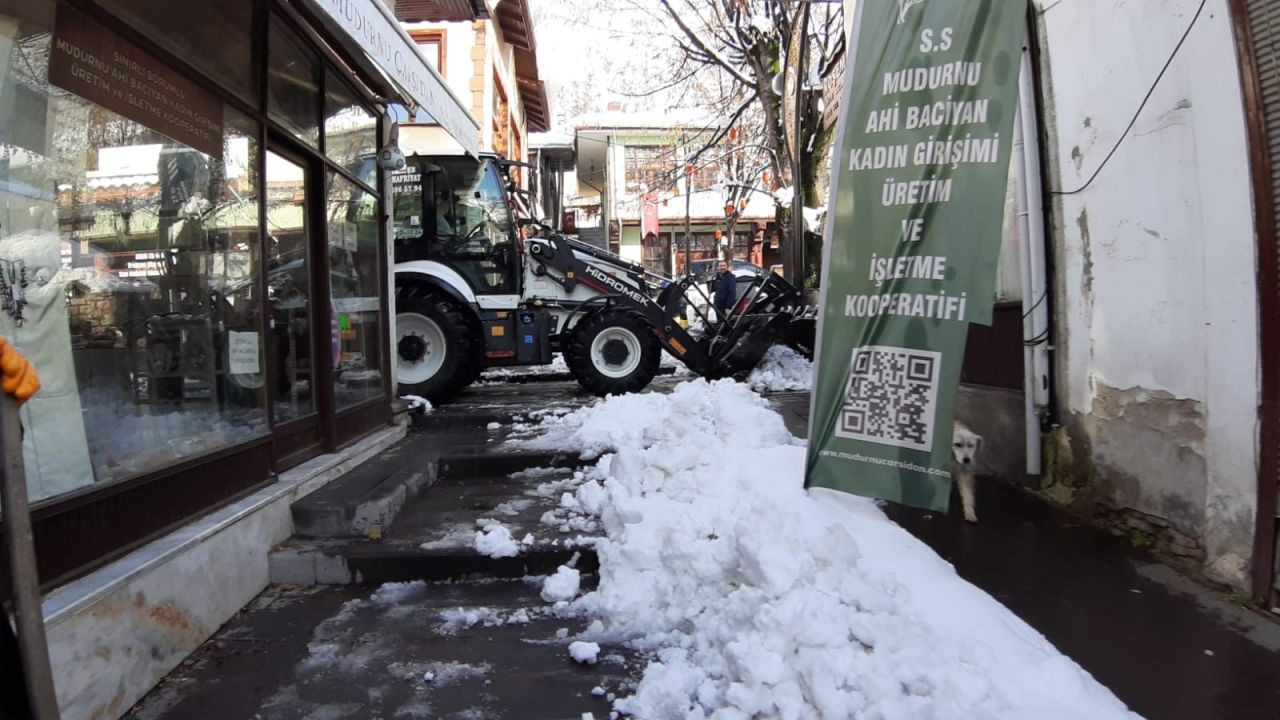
[[835, 345, 941, 451]]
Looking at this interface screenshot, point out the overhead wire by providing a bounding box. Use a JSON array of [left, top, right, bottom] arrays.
[[1050, 0, 1207, 196]]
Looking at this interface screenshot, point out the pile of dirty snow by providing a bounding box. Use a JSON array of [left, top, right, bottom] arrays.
[[520, 379, 1138, 720], [746, 345, 813, 392]]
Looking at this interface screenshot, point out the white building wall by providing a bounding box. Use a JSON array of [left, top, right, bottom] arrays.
[[1037, 0, 1259, 583], [443, 23, 472, 102]]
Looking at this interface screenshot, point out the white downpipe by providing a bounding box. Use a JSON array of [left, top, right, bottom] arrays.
[[1015, 46, 1052, 476]]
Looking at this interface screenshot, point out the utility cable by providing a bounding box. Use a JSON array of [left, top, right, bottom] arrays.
[[1050, 0, 1207, 196]]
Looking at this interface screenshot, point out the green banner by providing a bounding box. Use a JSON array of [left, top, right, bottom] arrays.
[[805, 0, 1026, 510]]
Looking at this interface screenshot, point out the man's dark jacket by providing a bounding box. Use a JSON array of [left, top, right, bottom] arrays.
[[714, 270, 737, 315]]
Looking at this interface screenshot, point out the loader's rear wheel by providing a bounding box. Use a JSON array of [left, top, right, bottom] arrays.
[[395, 286, 478, 403], [567, 308, 660, 396]]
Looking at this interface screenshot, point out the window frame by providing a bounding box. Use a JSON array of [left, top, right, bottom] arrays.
[[407, 28, 447, 75]]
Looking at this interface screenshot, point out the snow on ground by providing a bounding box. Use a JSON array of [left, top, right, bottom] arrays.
[[569, 641, 601, 665], [520, 379, 1139, 720], [419, 522, 479, 550], [400, 395, 432, 413], [659, 349, 694, 377], [541, 565, 582, 602], [473, 521, 520, 558], [480, 354, 569, 381], [746, 345, 813, 392]]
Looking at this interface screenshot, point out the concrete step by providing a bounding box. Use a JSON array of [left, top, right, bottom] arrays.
[[274, 447, 601, 585], [269, 539, 599, 586]]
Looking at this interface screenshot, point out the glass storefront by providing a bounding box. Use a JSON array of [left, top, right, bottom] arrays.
[[0, 0, 392, 582], [326, 170, 383, 408]]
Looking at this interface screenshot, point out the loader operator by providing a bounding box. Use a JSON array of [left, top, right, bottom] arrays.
[[713, 260, 737, 323]]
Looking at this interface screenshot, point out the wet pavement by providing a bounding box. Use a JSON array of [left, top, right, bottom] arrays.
[[125, 376, 1280, 720], [126, 580, 638, 720], [768, 390, 1280, 720]]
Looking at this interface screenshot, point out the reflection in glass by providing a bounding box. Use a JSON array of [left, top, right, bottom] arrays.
[[94, 0, 257, 104], [265, 151, 315, 423], [326, 172, 384, 408], [0, 9, 269, 499], [268, 15, 320, 148], [323, 69, 377, 183]]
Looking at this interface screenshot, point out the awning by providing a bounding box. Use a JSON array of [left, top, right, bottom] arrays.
[[302, 0, 480, 156]]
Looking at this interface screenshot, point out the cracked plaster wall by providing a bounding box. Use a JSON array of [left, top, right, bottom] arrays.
[[1035, 0, 1260, 585]]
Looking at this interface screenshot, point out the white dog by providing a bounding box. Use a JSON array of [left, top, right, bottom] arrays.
[[951, 421, 983, 523]]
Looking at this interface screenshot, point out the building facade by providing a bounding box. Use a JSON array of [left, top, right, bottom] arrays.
[[0, 1, 478, 715], [1032, 0, 1271, 598], [395, 0, 549, 163], [572, 111, 781, 276]]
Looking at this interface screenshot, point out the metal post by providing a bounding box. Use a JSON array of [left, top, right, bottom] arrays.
[[683, 169, 692, 275], [2, 393, 61, 719]]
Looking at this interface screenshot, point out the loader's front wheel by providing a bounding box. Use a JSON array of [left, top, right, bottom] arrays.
[[395, 286, 478, 403], [567, 308, 660, 396]]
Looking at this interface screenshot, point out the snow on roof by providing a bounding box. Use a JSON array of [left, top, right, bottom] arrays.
[[529, 131, 574, 148], [573, 108, 720, 132]]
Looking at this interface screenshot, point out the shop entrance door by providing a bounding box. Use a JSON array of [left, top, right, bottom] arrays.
[[264, 145, 325, 467]]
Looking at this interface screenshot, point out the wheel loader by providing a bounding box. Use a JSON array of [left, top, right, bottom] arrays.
[[391, 151, 813, 402]]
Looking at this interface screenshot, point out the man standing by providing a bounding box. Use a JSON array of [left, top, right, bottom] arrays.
[[713, 260, 737, 322]]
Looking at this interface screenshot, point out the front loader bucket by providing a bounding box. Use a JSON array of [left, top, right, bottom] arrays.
[[702, 273, 817, 377], [712, 312, 800, 377]]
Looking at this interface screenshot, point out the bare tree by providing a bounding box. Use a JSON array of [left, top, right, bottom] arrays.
[[623, 0, 845, 208]]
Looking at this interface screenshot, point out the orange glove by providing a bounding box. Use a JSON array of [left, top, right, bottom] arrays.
[[0, 337, 40, 403]]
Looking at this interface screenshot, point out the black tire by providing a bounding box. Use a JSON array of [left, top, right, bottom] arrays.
[[395, 285, 479, 403], [566, 308, 661, 396]]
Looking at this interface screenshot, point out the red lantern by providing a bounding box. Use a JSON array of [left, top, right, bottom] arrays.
[[724, 203, 735, 217]]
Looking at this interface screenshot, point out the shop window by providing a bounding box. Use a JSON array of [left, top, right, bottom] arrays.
[[0, 3, 268, 501], [326, 171, 383, 408], [323, 69, 377, 182], [268, 15, 321, 149], [264, 149, 314, 425], [93, 0, 257, 105]]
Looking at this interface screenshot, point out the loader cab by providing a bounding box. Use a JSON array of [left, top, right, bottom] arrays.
[[392, 154, 521, 295]]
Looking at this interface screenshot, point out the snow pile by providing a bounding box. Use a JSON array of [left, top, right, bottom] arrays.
[[400, 395, 432, 413], [473, 521, 520, 558], [772, 185, 795, 206], [569, 641, 600, 665], [541, 565, 582, 603], [369, 581, 427, 604], [524, 379, 1137, 719], [747, 345, 813, 392]]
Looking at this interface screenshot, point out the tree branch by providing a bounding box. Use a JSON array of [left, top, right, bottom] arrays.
[[658, 0, 756, 87]]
